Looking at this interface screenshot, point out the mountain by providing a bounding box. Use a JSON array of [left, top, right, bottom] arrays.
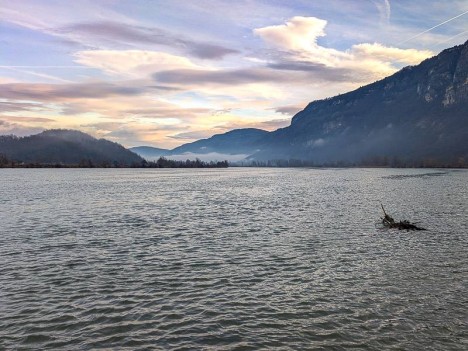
[[133, 41, 467, 166], [130, 146, 170, 160], [0, 129, 143, 166], [169, 128, 269, 155], [251, 40, 468, 165]]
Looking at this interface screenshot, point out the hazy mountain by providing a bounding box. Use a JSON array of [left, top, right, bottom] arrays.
[[0, 129, 143, 166], [169, 128, 269, 155], [251, 40, 468, 165], [134, 41, 467, 166], [130, 146, 170, 160]]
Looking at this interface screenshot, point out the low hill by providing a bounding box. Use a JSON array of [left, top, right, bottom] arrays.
[[0, 129, 143, 166]]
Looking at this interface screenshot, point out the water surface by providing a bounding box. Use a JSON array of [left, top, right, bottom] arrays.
[[0, 168, 467, 350]]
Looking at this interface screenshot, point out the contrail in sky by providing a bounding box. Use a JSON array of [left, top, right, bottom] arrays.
[[431, 30, 468, 48], [383, 0, 391, 22], [0, 66, 73, 83], [372, 0, 391, 23], [397, 9, 468, 45], [0, 66, 87, 68]]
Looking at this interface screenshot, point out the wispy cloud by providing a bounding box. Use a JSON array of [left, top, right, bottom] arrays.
[[0, 101, 46, 113], [61, 21, 239, 60], [73, 50, 200, 77], [0, 82, 145, 101], [0, 116, 55, 123]]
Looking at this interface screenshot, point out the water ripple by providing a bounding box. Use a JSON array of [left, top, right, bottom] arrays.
[[0, 168, 467, 350]]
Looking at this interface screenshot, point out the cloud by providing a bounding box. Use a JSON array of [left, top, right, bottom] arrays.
[[0, 116, 55, 123], [0, 101, 46, 113], [254, 16, 434, 82], [154, 67, 283, 85], [74, 51, 278, 102], [125, 107, 212, 119], [266, 60, 367, 82], [267, 61, 329, 71], [150, 16, 428, 114], [273, 104, 305, 116], [350, 43, 433, 65], [74, 50, 200, 77], [188, 44, 238, 60], [63, 21, 170, 46], [80, 121, 126, 132], [0, 82, 145, 101], [80, 121, 187, 148], [0, 2, 239, 60], [254, 16, 328, 53], [62, 21, 238, 59]]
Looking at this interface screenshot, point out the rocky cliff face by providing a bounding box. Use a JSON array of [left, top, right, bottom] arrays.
[[251, 40, 468, 165]]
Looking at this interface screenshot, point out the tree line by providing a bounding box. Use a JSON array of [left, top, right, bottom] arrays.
[[0, 154, 229, 168], [2, 152, 466, 169], [233, 156, 468, 168]]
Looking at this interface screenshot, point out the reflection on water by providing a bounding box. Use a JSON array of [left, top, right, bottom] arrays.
[[0, 168, 467, 350], [381, 171, 449, 179]]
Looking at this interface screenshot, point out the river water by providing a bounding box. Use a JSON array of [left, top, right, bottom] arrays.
[[0, 168, 466, 350]]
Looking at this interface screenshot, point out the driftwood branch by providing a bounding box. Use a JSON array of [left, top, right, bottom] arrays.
[[380, 204, 426, 231]]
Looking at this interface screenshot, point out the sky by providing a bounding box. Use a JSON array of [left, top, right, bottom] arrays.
[[1, 0, 467, 148]]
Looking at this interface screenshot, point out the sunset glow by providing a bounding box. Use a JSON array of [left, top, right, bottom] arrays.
[[1, 0, 467, 148]]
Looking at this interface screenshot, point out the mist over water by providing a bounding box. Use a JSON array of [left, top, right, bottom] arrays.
[[1, 168, 467, 350]]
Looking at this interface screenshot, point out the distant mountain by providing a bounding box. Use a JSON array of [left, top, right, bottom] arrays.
[[169, 128, 269, 155], [130, 146, 170, 160], [251, 40, 468, 165], [0, 129, 143, 166], [135, 41, 467, 166]]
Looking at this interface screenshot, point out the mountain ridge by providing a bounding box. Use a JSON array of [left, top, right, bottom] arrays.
[[169, 128, 268, 155], [130, 128, 269, 160], [250, 40, 468, 165], [129, 146, 170, 160]]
